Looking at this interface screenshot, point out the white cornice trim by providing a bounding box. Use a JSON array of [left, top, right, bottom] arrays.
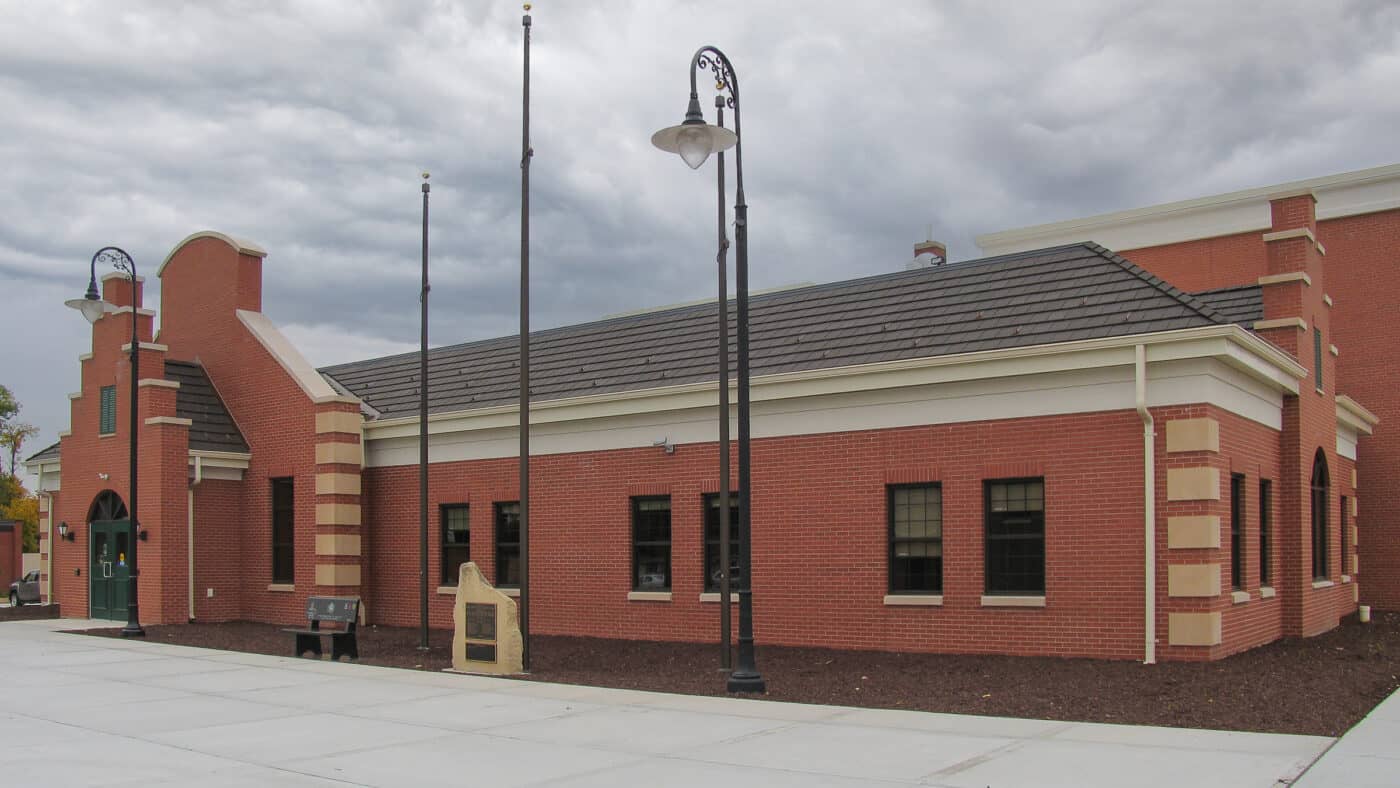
[[364, 324, 1305, 440], [67, 392, 81, 400], [1337, 395, 1380, 434], [157, 230, 268, 277], [121, 342, 168, 352], [145, 416, 192, 427], [977, 162, 1400, 254], [1254, 317, 1307, 332], [78, 353, 93, 362], [189, 450, 251, 470], [112, 306, 156, 317], [1261, 227, 1317, 245], [236, 309, 358, 406]]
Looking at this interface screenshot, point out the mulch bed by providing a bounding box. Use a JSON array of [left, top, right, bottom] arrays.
[[0, 603, 60, 621], [77, 612, 1400, 737]]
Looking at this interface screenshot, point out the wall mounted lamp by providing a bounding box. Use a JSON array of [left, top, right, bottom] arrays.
[[58, 522, 75, 542], [652, 437, 676, 455]]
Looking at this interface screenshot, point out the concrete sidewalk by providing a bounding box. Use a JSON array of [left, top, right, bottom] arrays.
[[1293, 684, 1400, 787], [0, 619, 1329, 787]]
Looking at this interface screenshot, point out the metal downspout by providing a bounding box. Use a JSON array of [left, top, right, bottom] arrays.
[[189, 455, 203, 622], [1136, 344, 1157, 664]]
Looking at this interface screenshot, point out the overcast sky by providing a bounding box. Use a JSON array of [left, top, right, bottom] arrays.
[[4, 0, 1399, 485]]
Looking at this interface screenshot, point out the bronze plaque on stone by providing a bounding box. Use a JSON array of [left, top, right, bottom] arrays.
[[466, 643, 497, 662], [466, 603, 497, 641]]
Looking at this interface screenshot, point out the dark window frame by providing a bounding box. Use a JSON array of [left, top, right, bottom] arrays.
[[494, 502, 520, 588], [99, 385, 117, 435], [631, 496, 672, 592], [1314, 326, 1324, 392], [1340, 495, 1349, 577], [888, 483, 943, 595], [702, 492, 740, 593], [1230, 473, 1245, 591], [1259, 479, 1272, 586], [1311, 451, 1329, 580], [271, 477, 294, 585], [984, 478, 1046, 596], [440, 503, 470, 586]]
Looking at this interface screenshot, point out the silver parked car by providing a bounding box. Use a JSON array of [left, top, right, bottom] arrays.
[[8, 570, 39, 607]]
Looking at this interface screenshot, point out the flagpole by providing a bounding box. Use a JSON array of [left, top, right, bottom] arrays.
[[518, 2, 534, 672], [418, 171, 431, 651]]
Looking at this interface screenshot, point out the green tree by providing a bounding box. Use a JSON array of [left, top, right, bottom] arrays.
[[0, 422, 38, 477], [3, 495, 39, 552], [0, 384, 17, 425]]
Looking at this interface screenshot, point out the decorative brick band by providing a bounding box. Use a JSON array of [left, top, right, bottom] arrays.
[[1166, 467, 1219, 501], [884, 467, 940, 484], [315, 564, 361, 586], [315, 411, 362, 435], [1165, 418, 1219, 453], [315, 472, 361, 496], [1167, 515, 1221, 549], [316, 534, 361, 557], [626, 482, 670, 496], [315, 442, 362, 466], [1168, 611, 1222, 646], [316, 503, 361, 526], [1168, 564, 1221, 597]]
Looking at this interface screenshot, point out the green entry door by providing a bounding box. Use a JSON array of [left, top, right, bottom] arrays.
[[89, 520, 131, 621]]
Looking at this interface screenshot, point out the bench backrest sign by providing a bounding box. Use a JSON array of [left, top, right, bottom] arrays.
[[451, 562, 523, 675], [307, 596, 359, 624]]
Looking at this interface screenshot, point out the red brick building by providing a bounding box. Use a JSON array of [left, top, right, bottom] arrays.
[[27, 177, 1380, 661]]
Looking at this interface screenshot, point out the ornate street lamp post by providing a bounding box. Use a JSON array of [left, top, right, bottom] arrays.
[[653, 45, 764, 693], [66, 247, 145, 638]]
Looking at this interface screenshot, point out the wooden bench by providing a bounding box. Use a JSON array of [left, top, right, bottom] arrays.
[[283, 596, 359, 661]]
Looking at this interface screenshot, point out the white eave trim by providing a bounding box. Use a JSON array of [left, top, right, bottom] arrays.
[[1337, 395, 1379, 435], [236, 309, 361, 406], [189, 449, 251, 470], [363, 324, 1306, 440], [157, 230, 268, 277]]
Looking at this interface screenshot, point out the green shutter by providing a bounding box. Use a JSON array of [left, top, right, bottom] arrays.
[[1314, 327, 1324, 391], [99, 386, 116, 434]]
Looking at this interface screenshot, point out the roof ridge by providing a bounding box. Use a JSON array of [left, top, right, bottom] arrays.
[[319, 242, 1102, 374], [1085, 242, 1229, 324]]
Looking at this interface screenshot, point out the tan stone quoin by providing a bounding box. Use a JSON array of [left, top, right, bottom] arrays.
[[1165, 418, 1220, 453], [315, 534, 361, 557], [1167, 516, 1221, 549], [1168, 612, 1222, 646], [315, 563, 361, 587], [1166, 467, 1220, 501], [315, 472, 361, 496], [315, 410, 362, 435], [1168, 564, 1222, 597], [316, 503, 362, 526], [315, 442, 362, 466]]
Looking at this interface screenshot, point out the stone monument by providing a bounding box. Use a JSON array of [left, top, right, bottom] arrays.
[[450, 562, 524, 675]]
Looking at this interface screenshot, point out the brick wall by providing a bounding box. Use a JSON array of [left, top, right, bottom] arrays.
[[1123, 205, 1398, 610]]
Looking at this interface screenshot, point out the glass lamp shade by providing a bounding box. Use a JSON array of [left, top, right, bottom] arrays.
[[651, 121, 738, 170], [66, 296, 110, 324]]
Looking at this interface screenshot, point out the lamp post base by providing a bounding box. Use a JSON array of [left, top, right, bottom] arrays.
[[726, 670, 765, 694], [120, 624, 146, 638]]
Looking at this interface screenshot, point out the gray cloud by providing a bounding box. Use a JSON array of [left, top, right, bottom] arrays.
[[4, 0, 1399, 484]]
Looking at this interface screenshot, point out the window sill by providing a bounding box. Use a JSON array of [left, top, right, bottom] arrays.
[[628, 591, 672, 602], [267, 584, 295, 593], [884, 594, 943, 607], [980, 595, 1045, 608], [436, 585, 457, 596], [1342, 574, 1352, 584], [1311, 579, 1335, 589], [98, 433, 116, 439], [699, 592, 738, 603], [499, 587, 520, 598], [1231, 590, 1250, 605], [1260, 586, 1277, 599]]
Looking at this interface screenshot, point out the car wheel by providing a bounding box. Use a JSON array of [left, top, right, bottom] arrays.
[[8, 591, 18, 608]]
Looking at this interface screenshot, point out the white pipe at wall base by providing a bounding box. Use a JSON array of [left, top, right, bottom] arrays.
[[1136, 344, 1157, 665], [189, 456, 203, 622], [1360, 605, 1371, 623]]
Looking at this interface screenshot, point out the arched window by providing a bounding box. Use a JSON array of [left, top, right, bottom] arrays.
[[87, 490, 128, 522], [1311, 450, 1329, 580]]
